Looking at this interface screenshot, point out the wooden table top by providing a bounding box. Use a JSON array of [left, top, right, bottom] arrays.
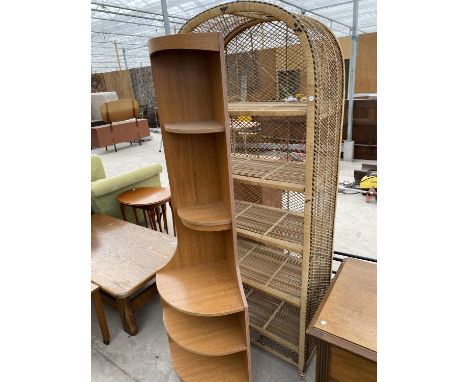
[[91, 282, 99, 293], [118, 186, 171, 207], [307, 258, 377, 362], [91, 214, 177, 298]]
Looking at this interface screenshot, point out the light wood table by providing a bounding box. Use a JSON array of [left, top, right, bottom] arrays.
[[91, 214, 177, 335], [307, 258, 376, 382]]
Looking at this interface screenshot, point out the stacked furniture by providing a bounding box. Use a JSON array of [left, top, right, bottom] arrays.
[[181, 1, 345, 373], [91, 91, 118, 122], [343, 98, 377, 160], [149, 33, 251, 381], [91, 154, 163, 224], [91, 99, 150, 151]]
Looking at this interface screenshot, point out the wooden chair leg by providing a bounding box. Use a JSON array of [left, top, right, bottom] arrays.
[[116, 298, 138, 336], [92, 290, 110, 345]]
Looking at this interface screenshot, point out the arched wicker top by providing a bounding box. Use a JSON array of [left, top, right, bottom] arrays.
[[180, 1, 345, 105]]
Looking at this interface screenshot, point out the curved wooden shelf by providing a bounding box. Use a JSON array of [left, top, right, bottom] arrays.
[[177, 203, 232, 231], [163, 305, 247, 356], [169, 339, 249, 382], [157, 260, 245, 316], [165, 120, 225, 134]]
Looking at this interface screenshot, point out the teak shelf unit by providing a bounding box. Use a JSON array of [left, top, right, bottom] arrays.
[[149, 32, 251, 381], [181, 1, 345, 373]]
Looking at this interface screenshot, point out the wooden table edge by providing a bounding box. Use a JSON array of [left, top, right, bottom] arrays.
[[91, 274, 157, 299], [118, 197, 171, 207], [307, 326, 377, 363]]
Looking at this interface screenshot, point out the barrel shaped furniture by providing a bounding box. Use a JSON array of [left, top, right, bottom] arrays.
[[180, 1, 345, 373], [149, 33, 251, 381]]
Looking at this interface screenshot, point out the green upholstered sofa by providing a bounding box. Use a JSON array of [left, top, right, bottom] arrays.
[[91, 154, 163, 223]]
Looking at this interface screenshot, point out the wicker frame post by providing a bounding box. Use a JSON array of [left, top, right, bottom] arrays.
[[180, 1, 345, 373]]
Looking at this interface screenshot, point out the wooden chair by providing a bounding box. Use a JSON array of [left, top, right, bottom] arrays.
[[100, 99, 142, 152]]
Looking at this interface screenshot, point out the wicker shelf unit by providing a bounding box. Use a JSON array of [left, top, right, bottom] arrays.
[[181, 2, 345, 374], [149, 32, 251, 381]]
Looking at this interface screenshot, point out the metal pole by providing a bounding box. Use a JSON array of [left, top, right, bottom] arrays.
[[159, 0, 170, 153], [160, 0, 171, 36], [343, 0, 359, 161], [113, 41, 122, 71], [122, 48, 128, 69]]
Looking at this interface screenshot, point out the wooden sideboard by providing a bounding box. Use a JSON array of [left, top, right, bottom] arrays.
[[91, 119, 150, 150], [343, 98, 377, 160], [307, 259, 377, 382]]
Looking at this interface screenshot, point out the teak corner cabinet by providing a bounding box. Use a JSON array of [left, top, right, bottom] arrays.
[[149, 33, 252, 381], [180, 1, 345, 373]]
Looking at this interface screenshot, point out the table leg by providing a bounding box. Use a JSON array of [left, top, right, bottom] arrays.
[[132, 207, 140, 226], [120, 204, 127, 221], [92, 290, 110, 345], [154, 206, 163, 232], [143, 208, 148, 228], [161, 203, 169, 234], [146, 208, 155, 230], [169, 199, 176, 236], [147, 207, 157, 231], [116, 298, 138, 336]]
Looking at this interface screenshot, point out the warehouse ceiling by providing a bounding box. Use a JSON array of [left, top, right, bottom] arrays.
[[91, 0, 377, 73]]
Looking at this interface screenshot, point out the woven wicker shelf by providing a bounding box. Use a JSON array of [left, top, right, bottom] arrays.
[[228, 102, 307, 117], [156, 260, 245, 316], [245, 288, 300, 353], [182, 2, 344, 374], [235, 200, 304, 253], [237, 238, 301, 307], [177, 203, 231, 231], [231, 157, 305, 192], [165, 120, 225, 134], [163, 305, 247, 356], [169, 339, 249, 382]]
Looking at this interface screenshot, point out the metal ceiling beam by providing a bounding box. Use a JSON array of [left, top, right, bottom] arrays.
[[91, 8, 185, 25], [91, 2, 188, 21], [92, 41, 144, 46], [310, 1, 354, 12], [279, 0, 366, 35], [92, 16, 160, 28], [92, 31, 153, 38]]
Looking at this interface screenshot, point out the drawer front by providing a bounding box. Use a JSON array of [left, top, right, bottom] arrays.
[[329, 345, 376, 382]]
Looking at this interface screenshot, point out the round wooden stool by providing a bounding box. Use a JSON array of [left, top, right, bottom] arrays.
[[118, 187, 176, 235]]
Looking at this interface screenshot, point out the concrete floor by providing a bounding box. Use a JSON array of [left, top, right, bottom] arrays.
[[91, 133, 376, 381]]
